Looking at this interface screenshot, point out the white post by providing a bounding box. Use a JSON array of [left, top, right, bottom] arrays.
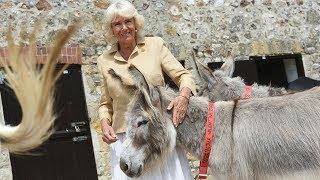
[[283, 58, 298, 83]]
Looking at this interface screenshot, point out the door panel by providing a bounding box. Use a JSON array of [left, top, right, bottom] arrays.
[[256, 58, 288, 88], [10, 139, 96, 180]]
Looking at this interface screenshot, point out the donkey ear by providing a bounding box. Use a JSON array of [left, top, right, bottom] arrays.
[[128, 65, 150, 92], [219, 57, 235, 77], [131, 89, 154, 113], [191, 51, 214, 83], [108, 68, 136, 90], [128, 65, 161, 106]]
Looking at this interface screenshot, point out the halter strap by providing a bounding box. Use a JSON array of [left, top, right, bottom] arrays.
[[242, 85, 253, 99], [199, 102, 215, 179]]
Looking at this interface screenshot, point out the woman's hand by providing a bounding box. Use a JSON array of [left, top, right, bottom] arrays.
[[167, 87, 191, 127], [101, 118, 118, 144]]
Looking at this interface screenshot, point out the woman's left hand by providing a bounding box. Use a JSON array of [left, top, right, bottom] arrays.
[[167, 95, 189, 127], [167, 87, 191, 127]]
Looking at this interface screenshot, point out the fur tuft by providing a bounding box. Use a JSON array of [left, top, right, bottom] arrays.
[[0, 22, 79, 154]]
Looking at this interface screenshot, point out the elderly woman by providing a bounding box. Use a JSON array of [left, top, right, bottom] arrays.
[[97, 0, 196, 179]]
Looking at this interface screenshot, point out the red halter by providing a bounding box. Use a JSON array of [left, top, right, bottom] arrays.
[[198, 85, 252, 179], [198, 102, 215, 180], [242, 85, 253, 99]]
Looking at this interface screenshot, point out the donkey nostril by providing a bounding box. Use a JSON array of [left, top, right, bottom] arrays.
[[124, 163, 128, 171], [120, 159, 129, 172]]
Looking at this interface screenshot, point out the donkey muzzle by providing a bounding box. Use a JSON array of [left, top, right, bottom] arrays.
[[120, 157, 142, 177]]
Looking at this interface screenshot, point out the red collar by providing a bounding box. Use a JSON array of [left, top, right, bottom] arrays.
[[242, 85, 253, 99], [199, 85, 252, 179], [199, 102, 215, 179]]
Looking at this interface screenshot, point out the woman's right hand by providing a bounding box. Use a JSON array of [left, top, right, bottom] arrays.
[[101, 118, 118, 144]]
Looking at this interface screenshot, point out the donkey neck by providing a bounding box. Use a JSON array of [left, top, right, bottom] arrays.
[[176, 96, 209, 158], [158, 87, 208, 158]]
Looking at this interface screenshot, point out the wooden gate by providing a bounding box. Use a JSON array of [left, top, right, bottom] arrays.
[[0, 64, 98, 180]]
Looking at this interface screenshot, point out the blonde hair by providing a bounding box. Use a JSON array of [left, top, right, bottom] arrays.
[[104, 0, 145, 44]]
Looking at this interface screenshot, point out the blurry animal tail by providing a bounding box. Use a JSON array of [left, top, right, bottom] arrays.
[[0, 23, 78, 154]]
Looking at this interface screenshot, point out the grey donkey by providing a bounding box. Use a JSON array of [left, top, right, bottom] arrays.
[[108, 66, 320, 180], [192, 54, 287, 101]]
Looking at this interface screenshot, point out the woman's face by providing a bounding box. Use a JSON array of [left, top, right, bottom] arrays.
[[111, 16, 136, 44]]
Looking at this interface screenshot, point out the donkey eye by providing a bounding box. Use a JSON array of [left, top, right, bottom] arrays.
[[137, 120, 149, 127]]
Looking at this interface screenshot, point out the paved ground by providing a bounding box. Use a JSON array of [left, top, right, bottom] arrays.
[[188, 153, 200, 179]]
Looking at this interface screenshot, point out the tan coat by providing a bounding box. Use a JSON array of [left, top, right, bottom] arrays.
[[97, 36, 196, 133]]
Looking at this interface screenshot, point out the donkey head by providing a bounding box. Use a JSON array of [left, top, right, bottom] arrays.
[[109, 66, 176, 177], [192, 52, 236, 101]]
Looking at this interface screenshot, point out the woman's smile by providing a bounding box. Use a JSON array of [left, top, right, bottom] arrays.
[[112, 17, 136, 42]]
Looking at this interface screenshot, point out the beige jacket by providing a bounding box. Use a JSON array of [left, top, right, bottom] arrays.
[[97, 36, 196, 133]]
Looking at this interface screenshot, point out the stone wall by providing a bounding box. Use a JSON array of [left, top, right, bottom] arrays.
[[0, 93, 12, 180], [0, 0, 320, 179], [1, 0, 319, 77]]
